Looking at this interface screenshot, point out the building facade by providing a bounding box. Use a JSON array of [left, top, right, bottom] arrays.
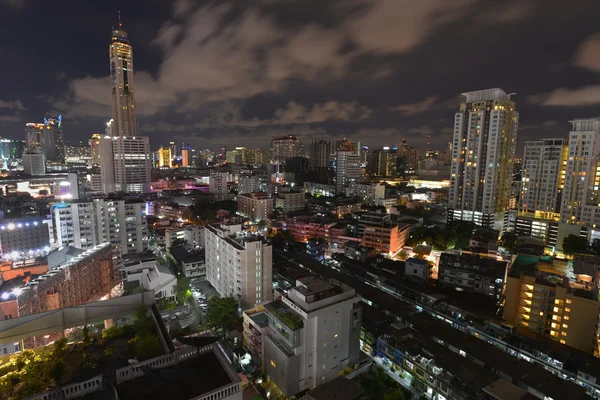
[[210, 172, 228, 201], [22, 148, 45, 175], [99, 136, 152, 193], [262, 277, 362, 397], [110, 16, 138, 136], [238, 192, 274, 221], [205, 224, 272, 309], [52, 199, 148, 255], [448, 88, 519, 230], [0, 217, 51, 259], [270, 136, 303, 163], [276, 190, 306, 213], [349, 182, 385, 205], [331, 151, 362, 194]]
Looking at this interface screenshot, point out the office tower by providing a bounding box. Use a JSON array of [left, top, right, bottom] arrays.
[[157, 146, 172, 168], [64, 141, 92, 166], [89, 134, 102, 167], [448, 88, 519, 230], [209, 172, 228, 200], [397, 139, 419, 172], [110, 14, 138, 136], [227, 147, 246, 165], [168, 141, 177, 159], [262, 277, 361, 397], [24, 115, 64, 163], [0, 138, 24, 162], [335, 138, 360, 153], [22, 148, 45, 175], [205, 224, 272, 309], [238, 192, 274, 221], [52, 198, 148, 255], [270, 136, 303, 163], [238, 174, 263, 195], [99, 136, 151, 193], [309, 139, 332, 169], [330, 150, 362, 194], [181, 148, 190, 167], [515, 139, 567, 246], [377, 147, 397, 177], [284, 156, 310, 186]]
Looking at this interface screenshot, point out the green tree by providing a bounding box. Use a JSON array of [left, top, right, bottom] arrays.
[[257, 219, 266, 229], [134, 332, 161, 359], [383, 390, 406, 400], [175, 277, 191, 305], [133, 305, 154, 334], [500, 231, 518, 252], [206, 296, 240, 337], [591, 238, 600, 255], [562, 234, 589, 256], [397, 250, 409, 261], [82, 326, 91, 347]]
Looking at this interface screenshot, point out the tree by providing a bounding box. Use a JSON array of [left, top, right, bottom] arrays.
[[500, 231, 517, 252], [175, 277, 191, 305], [206, 296, 240, 337], [82, 326, 91, 347], [257, 219, 266, 229], [359, 367, 405, 400], [562, 234, 589, 256], [397, 250, 409, 261], [591, 238, 600, 255]]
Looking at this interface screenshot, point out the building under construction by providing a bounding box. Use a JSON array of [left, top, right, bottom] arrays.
[[17, 243, 120, 317]]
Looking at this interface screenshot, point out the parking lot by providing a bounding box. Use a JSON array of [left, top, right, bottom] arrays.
[[190, 279, 220, 314]]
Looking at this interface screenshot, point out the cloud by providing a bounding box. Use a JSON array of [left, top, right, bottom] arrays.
[[407, 126, 435, 135], [275, 101, 372, 124], [478, 1, 537, 24], [1, 0, 26, 10], [528, 85, 600, 107], [0, 115, 22, 123], [574, 34, 600, 72], [0, 99, 25, 110], [391, 96, 439, 116]]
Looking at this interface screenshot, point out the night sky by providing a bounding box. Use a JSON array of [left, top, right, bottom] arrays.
[[0, 0, 599, 154]]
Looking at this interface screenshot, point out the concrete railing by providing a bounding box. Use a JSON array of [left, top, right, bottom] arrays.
[[26, 376, 103, 400], [115, 344, 213, 384], [191, 381, 242, 400]]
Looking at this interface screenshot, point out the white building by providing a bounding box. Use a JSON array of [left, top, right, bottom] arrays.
[[238, 174, 263, 195], [52, 199, 148, 255], [205, 224, 272, 309], [238, 192, 274, 221], [276, 190, 305, 213], [22, 148, 45, 175], [331, 151, 362, 194], [558, 119, 600, 245], [404, 258, 430, 281], [210, 172, 228, 201], [165, 225, 204, 249], [349, 182, 385, 205], [181, 254, 206, 280], [99, 136, 151, 193], [124, 257, 176, 302], [262, 277, 362, 397], [448, 88, 519, 230]]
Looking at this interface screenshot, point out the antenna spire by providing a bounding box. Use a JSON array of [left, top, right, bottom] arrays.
[[117, 10, 122, 28]]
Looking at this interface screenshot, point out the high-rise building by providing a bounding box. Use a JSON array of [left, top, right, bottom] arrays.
[[335, 138, 360, 153], [377, 147, 397, 177], [157, 146, 172, 168], [169, 141, 177, 159], [64, 141, 92, 166], [89, 134, 102, 167], [448, 88, 519, 230], [22, 148, 45, 175], [181, 148, 190, 167], [270, 136, 303, 163], [330, 150, 362, 194], [309, 139, 332, 169], [110, 14, 138, 136], [0, 138, 24, 162], [25, 115, 64, 163], [238, 174, 263, 195], [397, 140, 419, 172], [99, 136, 151, 193], [515, 139, 567, 246], [209, 172, 228, 201], [284, 156, 310, 186], [205, 224, 272, 309], [243, 148, 264, 165], [262, 277, 362, 397], [52, 198, 148, 255]]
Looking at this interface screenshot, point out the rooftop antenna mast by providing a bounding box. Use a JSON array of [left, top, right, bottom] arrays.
[[117, 10, 122, 28]]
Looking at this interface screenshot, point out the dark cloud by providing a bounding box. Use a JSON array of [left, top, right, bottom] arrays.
[[0, 0, 599, 155]]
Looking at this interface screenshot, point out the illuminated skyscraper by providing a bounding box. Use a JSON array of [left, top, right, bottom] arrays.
[[270, 136, 303, 163], [448, 88, 518, 230], [89, 134, 102, 167], [110, 12, 138, 136], [24, 115, 64, 163], [99, 136, 151, 193], [157, 146, 172, 168]]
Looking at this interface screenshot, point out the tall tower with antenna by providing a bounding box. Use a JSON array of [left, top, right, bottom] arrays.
[[109, 11, 138, 136]]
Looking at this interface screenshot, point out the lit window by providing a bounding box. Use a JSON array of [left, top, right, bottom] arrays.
[[562, 324, 568, 329], [565, 308, 571, 312], [560, 340, 566, 344], [564, 316, 570, 320], [271, 360, 276, 368], [561, 332, 567, 336], [566, 299, 572, 304]]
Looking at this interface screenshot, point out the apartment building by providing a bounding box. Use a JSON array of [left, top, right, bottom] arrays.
[[209, 172, 229, 201], [503, 254, 600, 354], [262, 277, 362, 397], [165, 225, 205, 249], [362, 222, 409, 256], [349, 182, 385, 205], [276, 190, 306, 213], [52, 199, 148, 255], [438, 253, 508, 302], [238, 192, 274, 221], [243, 305, 269, 366], [205, 224, 272, 309]]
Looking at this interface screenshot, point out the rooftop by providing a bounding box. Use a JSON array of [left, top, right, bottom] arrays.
[[115, 352, 232, 400]]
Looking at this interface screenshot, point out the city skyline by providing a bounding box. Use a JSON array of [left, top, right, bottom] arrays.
[[0, 1, 599, 154]]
